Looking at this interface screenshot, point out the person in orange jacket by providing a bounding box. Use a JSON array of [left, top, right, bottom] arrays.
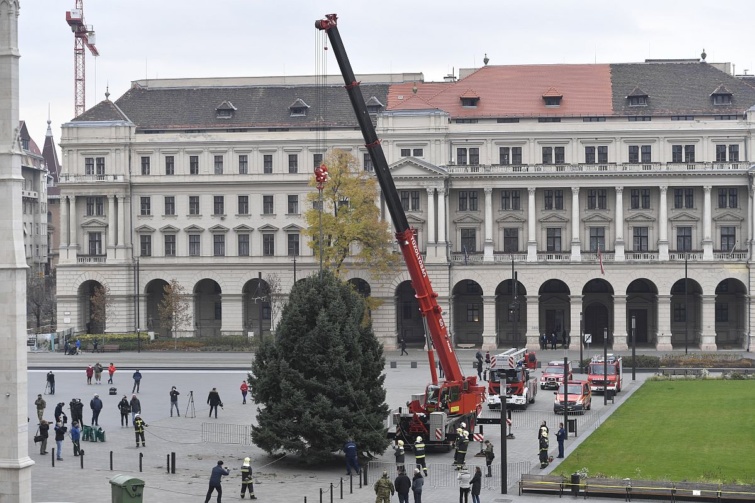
[[108, 363, 116, 384], [240, 381, 249, 404]]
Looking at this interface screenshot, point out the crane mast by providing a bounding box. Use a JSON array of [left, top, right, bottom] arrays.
[[66, 0, 99, 117]]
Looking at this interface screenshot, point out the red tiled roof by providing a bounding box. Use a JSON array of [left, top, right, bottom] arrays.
[[387, 64, 613, 117]]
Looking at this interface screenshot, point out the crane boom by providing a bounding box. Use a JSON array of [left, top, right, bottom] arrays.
[[66, 0, 99, 117], [315, 13, 465, 385]]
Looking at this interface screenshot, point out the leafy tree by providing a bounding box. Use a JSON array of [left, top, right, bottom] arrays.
[[157, 279, 191, 346], [89, 284, 112, 333], [249, 270, 390, 462], [304, 149, 400, 277], [27, 269, 56, 330]]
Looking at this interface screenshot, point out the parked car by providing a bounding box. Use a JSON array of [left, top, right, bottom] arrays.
[[553, 380, 591, 415]]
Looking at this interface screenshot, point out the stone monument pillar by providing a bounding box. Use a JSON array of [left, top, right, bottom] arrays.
[[0, 1, 34, 500]]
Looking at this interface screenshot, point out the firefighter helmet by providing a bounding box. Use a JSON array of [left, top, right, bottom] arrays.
[[416, 436, 422, 443], [461, 422, 467, 428], [398, 440, 404, 446]]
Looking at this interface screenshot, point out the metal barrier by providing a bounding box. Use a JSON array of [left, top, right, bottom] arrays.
[[200, 422, 252, 446]]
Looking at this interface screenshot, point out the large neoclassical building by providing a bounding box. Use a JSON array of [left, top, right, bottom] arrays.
[[56, 57, 755, 352]]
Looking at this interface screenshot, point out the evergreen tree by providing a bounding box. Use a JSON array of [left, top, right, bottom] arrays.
[[249, 270, 389, 462]]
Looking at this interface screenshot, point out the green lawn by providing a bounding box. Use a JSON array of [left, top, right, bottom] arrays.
[[554, 380, 755, 484]]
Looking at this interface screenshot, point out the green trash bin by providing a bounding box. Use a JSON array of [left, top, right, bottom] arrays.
[[82, 425, 94, 442], [110, 475, 144, 503], [96, 427, 106, 442]]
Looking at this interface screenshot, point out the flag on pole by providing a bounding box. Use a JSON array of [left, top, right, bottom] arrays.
[[598, 244, 605, 275]]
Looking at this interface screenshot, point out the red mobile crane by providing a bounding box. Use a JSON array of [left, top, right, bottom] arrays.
[[316, 14, 486, 450], [66, 0, 99, 117]]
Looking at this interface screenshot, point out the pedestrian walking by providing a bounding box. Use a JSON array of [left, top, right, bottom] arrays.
[[204, 460, 230, 503], [132, 369, 142, 393], [240, 457, 256, 499], [475, 350, 483, 380], [134, 413, 147, 448], [411, 468, 424, 503], [64, 340, 70, 355], [207, 388, 223, 418], [54, 421, 66, 460], [90, 393, 103, 426], [374, 470, 395, 503], [130, 394, 141, 423], [413, 436, 427, 476], [38, 419, 50, 455], [94, 362, 103, 384], [34, 394, 46, 422], [483, 440, 495, 477], [399, 337, 408, 356], [393, 439, 405, 473], [556, 422, 566, 458], [471, 466, 482, 503], [85, 365, 93, 385], [170, 386, 180, 417], [70, 421, 81, 457], [395, 468, 411, 503], [93, 339, 99, 353], [118, 395, 131, 426], [54, 402, 66, 424], [343, 438, 361, 476], [240, 381, 248, 404], [107, 363, 116, 384], [539, 431, 550, 468], [457, 465, 471, 503], [75, 338, 81, 354], [46, 371, 55, 395]]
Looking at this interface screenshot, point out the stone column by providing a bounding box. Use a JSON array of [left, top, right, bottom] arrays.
[[124, 196, 132, 248], [437, 188, 447, 243], [118, 196, 126, 248], [703, 185, 713, 260], [426, 188, 436, 244], [656, 294, 672, 350], [525, 294, 540, 350], [220, 293, 244, 335], [69, 195, 78, 252], [0, 1, 35, 499], [107, 195, 115, 253], [612, 295, 628, 350], [527, 188, 537, 261], [483, 187, 494, 261], [614, 187, 625, 261], [569, 295, 583, 350], [749, 186, 754, 258], [571, 187, 581, 260], [482, 295, 497, 350], [658, 186, 669, 260], [700, 294, 717, 351], [61, 195, 69, 248]]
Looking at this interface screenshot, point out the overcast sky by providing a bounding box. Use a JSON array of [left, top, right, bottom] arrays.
[[18, 0, 755, 152]]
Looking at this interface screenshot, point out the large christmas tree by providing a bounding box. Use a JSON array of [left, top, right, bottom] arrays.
[[249, 270, 390, 461]]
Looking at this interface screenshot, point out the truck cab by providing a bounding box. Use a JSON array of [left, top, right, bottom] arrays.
[[553, 380, 591, 414], [540, 360, 572, 390], [587, 354, 623, 393]]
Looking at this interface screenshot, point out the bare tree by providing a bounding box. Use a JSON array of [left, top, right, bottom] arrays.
[[157, 279, 192, 347], [27, 269, 56, 331], [89, 284, 112, 333]]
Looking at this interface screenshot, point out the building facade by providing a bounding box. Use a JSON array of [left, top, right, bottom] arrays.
[[56, 60, 755, 352], [18, 121, 49, 274]]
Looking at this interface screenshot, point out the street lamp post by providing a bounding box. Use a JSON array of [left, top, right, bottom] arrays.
[[631, 314, 636, 381], [500, 384, 507, 494], [603, 327, 608, 406], [684, 255, 689, 355], [579, 312, 583, 374]]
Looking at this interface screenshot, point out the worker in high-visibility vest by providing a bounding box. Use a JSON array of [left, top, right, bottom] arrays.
[[414, 436, 427, 476]]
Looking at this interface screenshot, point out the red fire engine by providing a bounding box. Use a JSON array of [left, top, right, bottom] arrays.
[[587, 354, 623, 393], [486, 348, 537, 409], [316, 14, 486, 451]]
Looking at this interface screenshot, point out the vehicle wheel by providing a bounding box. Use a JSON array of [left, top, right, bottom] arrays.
[[540, 386, 545, 390]]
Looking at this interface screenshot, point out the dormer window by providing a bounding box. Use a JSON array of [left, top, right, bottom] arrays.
[[289, 98, 310, 117], [711, 84, 733, 105], [626, 86, 648, 107], [460, 89, 480, 108], [542, 88, 562, 107], [215, 100, 237, 119], [365, 96, 384, 114]]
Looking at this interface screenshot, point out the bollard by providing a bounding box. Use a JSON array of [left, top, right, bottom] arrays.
[[139, 452, 143, 472], [80, 450, 84, 469], [340, 478, 343, 499], [171, 451, 176, 474], [109, 450, 113, 471], [410, 361, 417, 368], [330, 482, 334, 503], [349, 473, 353, 494], [319, 487, 323, 503], [167, 454, 170, 473], [390, 361, 397, 369], [52, 448, 55, 467]]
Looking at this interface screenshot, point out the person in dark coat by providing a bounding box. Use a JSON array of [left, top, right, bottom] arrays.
[[411, 468, 424, 503], [69, 399, 84, 425], [539, 432, 550, 468], [134, 413, 148, 447], [343, 438, 361, 476], [539, 333, 547, 350], [394, 469, 411, 503], [54, 421, 67, 461], [475, 351, 483, 380], [399, 338, 408, 356], [118, 395, 131, 426], [90, 393, 103, 426], [471, 466, 482, 503], [393, 439, 406, 473], [54, 402, 66, 424], [550, 331, 557, 350], [170, 386, 180, 417], [207, 388, 223, 418], [46, 371, 55, 394], [483, 439, 495, 477], [70, 421, 81, 456], [132, 369, 142, 393], [38, 419, 49, 455], [130, 394, 141, 423], [556, 422, 566, 458], [240, 456, 256, 499], [204, 460, 230, 503]]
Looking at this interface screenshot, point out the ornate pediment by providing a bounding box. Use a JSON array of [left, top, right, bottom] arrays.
[[581, 213, 613, 224], [258, 223, 279, 232], [453, 214, 484, 224], [233, 224, 254, 232], [625, 212, 656, 224], [539, 213, 569, 224], [183, 224, 205, 233], [668, 211, 699, 223], [712, 211, 744, 223], [159, 224, 180, 234], [283, 223, 304, 232], [134, 224, 155, 233], [209, 224, 229, 233], [389, 157, 447, 179], [497, 213, 526, 224], [81, 218, 108, 229], [407, 214, 426, 225]]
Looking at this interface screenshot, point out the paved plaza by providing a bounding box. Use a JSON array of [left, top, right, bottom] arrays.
[[25, 348, 691, 502]]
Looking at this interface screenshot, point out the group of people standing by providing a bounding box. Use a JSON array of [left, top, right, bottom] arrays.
[[539, 331, 570, 350], [537, 420, 567, 469]]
